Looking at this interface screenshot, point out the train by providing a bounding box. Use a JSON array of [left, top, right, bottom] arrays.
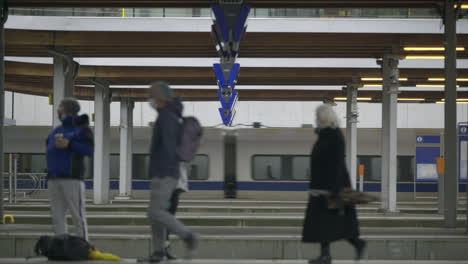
[[4, 126, 467, 201]]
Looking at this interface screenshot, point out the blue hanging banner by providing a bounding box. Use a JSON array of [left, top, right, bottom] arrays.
[[211, 4, 251, 60], [218, 90, 238, 111], [219, 108, 236, 126], [213, 63, 240, 89]]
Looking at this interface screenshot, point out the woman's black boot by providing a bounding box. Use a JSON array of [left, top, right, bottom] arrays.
[[350, 238, 366, 260]]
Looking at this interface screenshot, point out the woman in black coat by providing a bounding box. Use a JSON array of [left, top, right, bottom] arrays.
[[302, 104, 366, 264]]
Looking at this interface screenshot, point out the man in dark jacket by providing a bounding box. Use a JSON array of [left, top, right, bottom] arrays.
[[47, 98, 93, 241], [139, 82, 198, 263]]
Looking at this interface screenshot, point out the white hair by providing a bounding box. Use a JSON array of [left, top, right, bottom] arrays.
[[316, 104, 340, 128]]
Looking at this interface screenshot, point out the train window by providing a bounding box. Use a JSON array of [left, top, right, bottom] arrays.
[[358, 156, 382, 181], [132, 154, 209, 180], [292, 156, 310, 180], [357, 155, 415, 182], [253, 156, 282, 180], [397, 156, 415, 182], [187, 155, 209, 180], [252, 155, 310, 181]]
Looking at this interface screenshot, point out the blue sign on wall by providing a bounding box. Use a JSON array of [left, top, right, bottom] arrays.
[[416, 146, 440, 181], [416, 135, 441, 144]]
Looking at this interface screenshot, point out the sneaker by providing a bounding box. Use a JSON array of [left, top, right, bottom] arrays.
[[355, 239, 367, 260], [165, 246, 177, 261], [183, 232, 200, 259], [308, 255, 332, 264], [137, 251, 166, 263]]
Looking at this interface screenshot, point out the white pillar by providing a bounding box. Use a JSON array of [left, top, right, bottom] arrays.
[[51, 49, 77, 127], [380, 54, 399, 213], [118, 98, 134, 198], [346, 84, 358, 189], [93, 80, 111, 204]]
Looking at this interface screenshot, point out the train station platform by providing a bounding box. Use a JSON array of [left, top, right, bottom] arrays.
[[2, 225, 467, 260]]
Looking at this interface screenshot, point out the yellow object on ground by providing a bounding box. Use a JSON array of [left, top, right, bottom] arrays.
[[89, 249, 122, 261], [3, 214, 15, 224]]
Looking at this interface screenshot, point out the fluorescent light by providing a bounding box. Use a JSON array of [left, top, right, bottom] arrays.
[[363, 84, 382, 87], [436, 101, 468, 104], [361, 78, 408, 81], [404, 47, 465, 51], [361, 78, 382, 81], [405, 56, 445, 60], [416, 84, 460, 88], [398, 98, 425, 101], [334, 97, 372, 101], [441, 99, 468, 102], [428, 78, 468, 81]]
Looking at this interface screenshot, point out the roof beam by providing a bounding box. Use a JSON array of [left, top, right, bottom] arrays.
[[8, 0, 444, 8]]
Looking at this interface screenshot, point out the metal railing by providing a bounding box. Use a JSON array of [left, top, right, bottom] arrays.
[[3, 172, 47, 203], [9, 7, 440, 19]]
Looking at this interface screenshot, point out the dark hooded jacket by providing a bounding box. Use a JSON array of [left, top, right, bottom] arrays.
[[46, 114, 94, 180], [148, 98, 183, 179]]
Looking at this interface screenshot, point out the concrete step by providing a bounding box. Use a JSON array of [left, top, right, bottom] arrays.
[[10, 198, 468, 207], [5, 204, 467, 214], [4, 211, 468, 228], [1, 226, 467, 260]]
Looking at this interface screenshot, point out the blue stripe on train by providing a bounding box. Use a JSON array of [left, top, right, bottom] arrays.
[[10, 179, 466, 192], [80, 180, 466, 192]]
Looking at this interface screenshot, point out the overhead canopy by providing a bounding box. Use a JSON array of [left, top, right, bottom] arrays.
[[7, 29, 468, 58], [8, 81, 467, 102], [5, 61, 468, 101], [8, 0, 447, 8], [6, 61, 468, 86]]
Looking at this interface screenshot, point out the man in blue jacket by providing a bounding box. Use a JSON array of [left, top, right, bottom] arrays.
[[46, 98, 93, 240], [139, 82, 198, 263]]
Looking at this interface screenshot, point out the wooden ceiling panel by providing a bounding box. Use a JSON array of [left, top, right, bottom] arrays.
[[6, 30, 468, 58]]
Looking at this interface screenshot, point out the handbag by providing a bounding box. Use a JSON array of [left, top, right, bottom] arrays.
[[326, 188, 379, 210]]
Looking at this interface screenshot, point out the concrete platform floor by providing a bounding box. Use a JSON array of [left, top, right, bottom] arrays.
[[1, 259, 468, 264]]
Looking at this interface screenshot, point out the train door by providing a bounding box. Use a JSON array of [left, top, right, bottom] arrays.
[[224, 132, 237, 198]]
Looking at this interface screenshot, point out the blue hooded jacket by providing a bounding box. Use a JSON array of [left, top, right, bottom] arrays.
[[46, 115, 94, 180]]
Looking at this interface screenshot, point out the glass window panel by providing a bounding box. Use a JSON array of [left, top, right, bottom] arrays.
[[164, 8, 193, 17], [292, 156, 310, 181], [253, 156, 281, 180], [254, 8, 270, 17], [134, 8, 164, 17], [187, 155, 209, 180]]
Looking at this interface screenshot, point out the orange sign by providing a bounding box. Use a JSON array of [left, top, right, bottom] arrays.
[[359, 165, 365, 176], [436, 157, 445, 174]]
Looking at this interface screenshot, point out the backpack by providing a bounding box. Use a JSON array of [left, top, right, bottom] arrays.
[[177, 116, 203, 162], [34, 235, 92, 261]]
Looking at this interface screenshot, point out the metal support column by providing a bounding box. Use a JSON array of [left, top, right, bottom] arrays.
[[118, 98, 134, 198], [443, 0, 458, 228], [50, 49, 79, 127], [380, 54, 400, 213], [93, 79, 111, 204], [345, 84, 359, 189], [0, 1, 8, 224]]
